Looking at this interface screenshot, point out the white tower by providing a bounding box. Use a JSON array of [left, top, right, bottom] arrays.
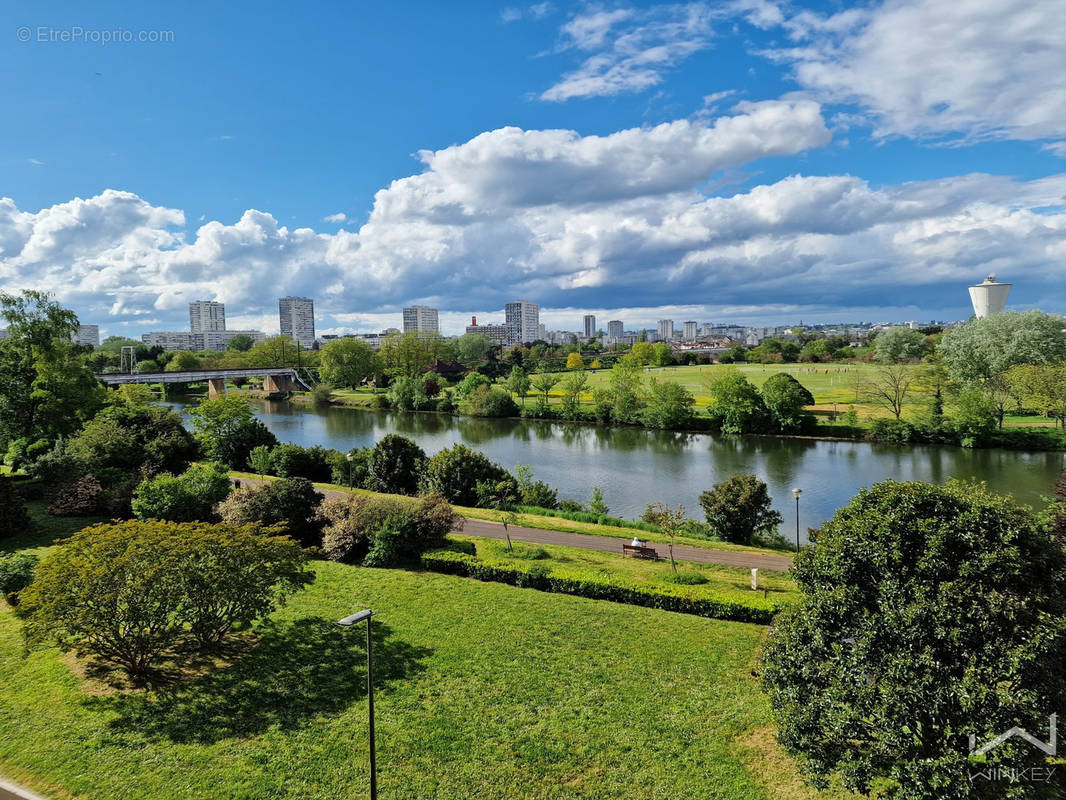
[[968, 275, 1011, 318]]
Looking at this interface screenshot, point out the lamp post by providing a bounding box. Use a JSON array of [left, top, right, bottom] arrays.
[[337, 609, 376, 800], [791, 488, 802, 553], [346, 451, 354, 492]]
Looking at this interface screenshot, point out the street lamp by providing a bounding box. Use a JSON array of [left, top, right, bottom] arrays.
[[337, 609, 376, 800], [791, 488, 802, 553], [346, 451, 355, 492]]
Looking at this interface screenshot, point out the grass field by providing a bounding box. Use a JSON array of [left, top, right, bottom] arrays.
[[0, 511, 849, 800]]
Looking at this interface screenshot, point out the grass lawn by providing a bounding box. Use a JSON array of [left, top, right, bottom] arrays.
[[453, 535, 800, 607], [0, 513, 848, 800]]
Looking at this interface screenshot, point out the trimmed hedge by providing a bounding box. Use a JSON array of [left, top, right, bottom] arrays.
[[420, 549, 785, 624]]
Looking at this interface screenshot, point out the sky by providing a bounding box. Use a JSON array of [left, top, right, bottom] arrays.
[[2, 0, 1065, 337]]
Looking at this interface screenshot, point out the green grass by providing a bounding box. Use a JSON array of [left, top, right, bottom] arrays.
[[456, 536, 799, 603], [0, 512, 847, 800]]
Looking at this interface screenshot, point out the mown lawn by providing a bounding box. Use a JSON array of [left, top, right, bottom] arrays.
[[453, 535, 801, 606], [0, 513, 849, 800]]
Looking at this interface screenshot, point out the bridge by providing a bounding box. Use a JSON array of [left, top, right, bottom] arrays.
[[97, 367, 312, 398]]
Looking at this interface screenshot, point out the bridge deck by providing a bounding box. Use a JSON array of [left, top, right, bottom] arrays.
[[97, 367, 308, 385]]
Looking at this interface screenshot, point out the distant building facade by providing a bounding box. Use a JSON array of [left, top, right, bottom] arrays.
[[189, 300, 226, 333], [279, 296, 316, 349], [505, 300, 540, 344], [73, 324, 100, 347], [683, 321, 699, 341], [464, 320, 514, 346], [583, 314, 596, 338], [402, 305, 439, 334], [657, 319, 675, 340], [607, 320, 624, 339]]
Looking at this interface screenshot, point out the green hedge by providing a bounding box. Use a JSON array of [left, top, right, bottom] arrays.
[[420, 549, 785, 624]]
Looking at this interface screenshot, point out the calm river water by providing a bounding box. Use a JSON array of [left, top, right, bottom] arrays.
[[168, 399, 1064, 543]]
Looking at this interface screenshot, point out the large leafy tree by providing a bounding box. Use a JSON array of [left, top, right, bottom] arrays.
[[187, 395, 278, 468], [319, 338, 379, 388], [641, 379, 695, 429], [608, 355, 645, 423], [937, 311, 1066, 384], [366, 434, 426, 495], [704, 368, 769, 433], [698, 474, 782, 545], [423, 444, 510, 507], [874, 326, 929, 363], [763, 480, 1066, 799], [379, 331, 455, 378], [759, 373, 815, 432], [70, 402, 198, 476], [0, 291, 106, 452]]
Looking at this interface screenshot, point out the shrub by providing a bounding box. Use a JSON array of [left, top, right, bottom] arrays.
[[329, 447, 372, 488], [48, 475, 105, 517], [319, 492, 460, 565], [698, 474, 783, 546], [419, 549, 780, 624], [512, 464, 558, 509], [366, 434, 425, 495], [311, 384, 335, 405], [247, 444, 273, 475], [866, 417, 919, 444], [663, 570, 708, 585], [423, 444, 510, 506], [0, 476, 31, 540], [269, 443, 334, 482], [18, 520, 313, 676], [24, 439, 86, 486], [453, 372, 491, 401], [762, 480, 1066, 798], [217, 477, 325, 548], [131, 463, 233, 522], [388, 376, 428, 411], [459, 385, 519, 417], [0, 552, 38, 603], [69, 404, 197, 476]]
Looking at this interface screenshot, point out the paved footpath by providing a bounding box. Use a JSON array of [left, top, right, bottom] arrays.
[[236, 478, 794, 573]]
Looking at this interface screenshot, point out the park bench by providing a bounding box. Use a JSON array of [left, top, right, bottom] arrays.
[[622, 543, 659, 560]]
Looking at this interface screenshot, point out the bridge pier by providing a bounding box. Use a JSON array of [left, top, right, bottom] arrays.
[[263, 374, 298, 393], [208, 378, 227, 398]]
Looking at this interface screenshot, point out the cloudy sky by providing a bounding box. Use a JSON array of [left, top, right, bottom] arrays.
[[2, 0, 1065, 337]]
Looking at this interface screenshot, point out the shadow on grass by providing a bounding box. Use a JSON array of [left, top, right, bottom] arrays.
[[89, 616, 430, 744]]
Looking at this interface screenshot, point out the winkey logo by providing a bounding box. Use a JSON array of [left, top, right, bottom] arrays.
[[969, 714, 1059, 786], [969, 714, 1057, 757]]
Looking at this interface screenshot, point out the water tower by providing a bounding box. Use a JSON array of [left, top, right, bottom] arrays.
[[968, 274, 1011, 318]]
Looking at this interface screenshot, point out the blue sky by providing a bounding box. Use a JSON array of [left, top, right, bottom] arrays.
[[2, 0, 1065, 336]]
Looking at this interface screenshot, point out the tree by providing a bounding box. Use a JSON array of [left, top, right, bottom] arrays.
[[319, 338, 378, 388], [559, 371, 589, 417], [454, 372, 491, 400], [366, 434, 425, 495], [704, 368, 769, 433], [1006, 364, 1066, 427], [19, 520, 313, 677], [246, 335, 302, 368], [226, 333, 255, 352], [388, 375, 428, 411], [630, 342, 655, 366], [530, 372, 561, 408], [565, 352, 584, 370], [459, 385, 520, 417], [0, 291, 106, 453], [641, 379, 695, 429], [641, 502, 685, 571], [187, 395, 278, 468], [165, 350, 202, 371], [69, 403, 197, 476], [608, 356, 644, 423], [588, 486, 609, 517], [423, 444, 510, 506], [248, 445, 273, 476], [698, 474, 782, 545], [131, 463, 233, 522], [762, 480, 1066, 799], [652, 342, 674, 366], [0, 476, 30, 541], [865, 364, 914, 420], [512, 464, 558, 509], [937, 310, 1066, 384], [950, 386, 999, 444], [506, 366, 531, 406], [456, 333, 493, 363], [873, 326, 928, 363], [760, 373, 815, 432], [217, 477, 325, 548], [378, 331, 454, 378]]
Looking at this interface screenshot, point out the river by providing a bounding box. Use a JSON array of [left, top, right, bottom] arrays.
[[166, 398, 1064, 543]]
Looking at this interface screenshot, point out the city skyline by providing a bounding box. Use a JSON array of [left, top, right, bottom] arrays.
[[3, 1, 1065, 339]]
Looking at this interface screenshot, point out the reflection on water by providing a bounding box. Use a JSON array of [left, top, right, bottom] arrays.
[[166, 399, 1064, 543]]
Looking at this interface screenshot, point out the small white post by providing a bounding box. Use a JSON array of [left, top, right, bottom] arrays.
[[750, 568, 758, 591]]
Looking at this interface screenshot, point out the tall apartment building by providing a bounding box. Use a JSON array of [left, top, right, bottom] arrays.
[[657, 319, 675, 340], [189, 300, 226, 333], [73, 324, 100, 347], [402, 305, 439, 334], [607, 320, 624, 339], [583, 314, 596, 338], [505, 300, 540, 345], [683, 321, 699, 341], [465, 318, 514, 346], [279, 296, 316, 349]]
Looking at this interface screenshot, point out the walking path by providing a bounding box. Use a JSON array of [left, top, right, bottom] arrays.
[[236, 477, 795, 573]]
